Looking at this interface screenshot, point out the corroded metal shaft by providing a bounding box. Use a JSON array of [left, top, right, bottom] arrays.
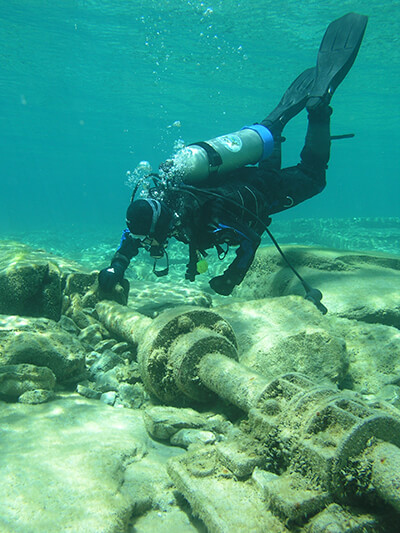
[[197, 352, 270, 412], [95, 301, 152, 347], [369, 442, 400, 513]]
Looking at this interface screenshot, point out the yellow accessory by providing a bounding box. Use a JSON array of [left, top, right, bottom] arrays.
[[196, 259, 208, 274]]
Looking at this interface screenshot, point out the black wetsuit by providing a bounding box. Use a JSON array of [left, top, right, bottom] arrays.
[[112, 106, 331, 295]]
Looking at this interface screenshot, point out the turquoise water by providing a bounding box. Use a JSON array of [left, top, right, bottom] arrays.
[[1, 0, 399, 236]]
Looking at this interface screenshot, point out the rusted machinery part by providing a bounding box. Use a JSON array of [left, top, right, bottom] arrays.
[[137, 306, 238, 404], [95, 301, 152, 346]]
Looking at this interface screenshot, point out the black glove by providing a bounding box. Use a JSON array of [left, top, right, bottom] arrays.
[[98, 261, 125, 292], [209, 275, 236, 296]]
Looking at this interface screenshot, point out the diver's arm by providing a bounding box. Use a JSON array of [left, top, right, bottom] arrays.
[[209, 225, 260, 296], [98, 229, 141, 291]]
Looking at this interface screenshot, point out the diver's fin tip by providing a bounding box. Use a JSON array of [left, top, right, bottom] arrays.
[[306, 12, 368, 110]]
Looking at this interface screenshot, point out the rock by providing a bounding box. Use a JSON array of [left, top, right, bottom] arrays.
[[0, 394, 187, 533], [89, 350, 124, 376], [0, 251, 61, 320], [111, 341, 132, 355], [65, 306, 93, 329], [0, 364, 56, 401], [0, 241, 84, 321], [248, 327, 347, 386], [93, 360, 142, 394], [375, 385, 400, 409], [81, 289, 100, 309], [58, 315, 80, 335], [305, 503, 380, 532], [216, 297, 348, 387], [115, 361, 141, 383], [335, 317, 400, 394], [101, 391, 117, 406], [170, 428, 216, 448], [235, 246, 400, 330], [118, 382, 147, 409], [18, 389, 56, 404], [143, 406, 208, 440], [76, 383, 101, 400], [273, 217, 400, 256], [94, 368, 121, 393], [203, 413, 233, 435], [216, 295, 400, 396], [94, 339, 117, 353], [64, 291, 102, 329], [63, 271, 98, 297], [78, 323, 104, 348], [1, 329, 86, 383], [85, 351, 99, 366]]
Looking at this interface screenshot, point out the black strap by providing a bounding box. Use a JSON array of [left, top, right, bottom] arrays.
[[189, 141, 223, 170]]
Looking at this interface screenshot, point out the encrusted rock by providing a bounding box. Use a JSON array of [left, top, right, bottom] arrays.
[[118, 382, 147, 409], [1, 329, 86, 383], [18, 389, 56, 404], [94, 339, 117, 353], [111, 341, 132, 355], [304, 503, 380, 532], [143, 406, 208, 440], [78, 323, 104, 348], [76, 383, 102, 400], [170, 428, 216, 448], [236, 246, 400, 329], [0, 364, 56, 401], [63, 272, 98, 297], [217, 297, 348, 387], [0, 254, 61, 320], [101, 391, 117, 406], [89, 350, 125, 376], [335, 317, 400, 394], [58, 315, 80, 335], [65, 293, 99, 329], [94, 368, 120, 393]]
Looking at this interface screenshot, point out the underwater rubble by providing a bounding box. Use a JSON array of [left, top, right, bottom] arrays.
[[0, 237, 400, 532]]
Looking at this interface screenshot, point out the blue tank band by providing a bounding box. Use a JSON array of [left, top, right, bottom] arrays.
[[241, 124, 274, 161]]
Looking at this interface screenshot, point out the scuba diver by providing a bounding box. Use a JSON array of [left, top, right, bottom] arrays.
[[99, 13, 368, 308]]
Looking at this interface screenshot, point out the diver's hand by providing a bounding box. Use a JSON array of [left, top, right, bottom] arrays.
[[209, 275, 235, 296], [98, 263, 124, 292]]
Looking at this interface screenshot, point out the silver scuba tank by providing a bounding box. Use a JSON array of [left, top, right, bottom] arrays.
[[170, 124, 274, 185]]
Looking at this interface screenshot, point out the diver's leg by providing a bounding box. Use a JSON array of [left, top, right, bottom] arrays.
[[259, 12, 367, 177], [299, 105, 332, 176], [257, 104, 332, 215]]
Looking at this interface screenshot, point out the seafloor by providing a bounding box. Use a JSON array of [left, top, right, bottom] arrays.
[[0, 217, 399, 533]]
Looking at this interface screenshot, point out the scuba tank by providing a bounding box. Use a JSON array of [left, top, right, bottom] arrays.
[[169, 124, 274, 185]]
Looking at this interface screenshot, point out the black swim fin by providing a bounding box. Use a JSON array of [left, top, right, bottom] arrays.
[[307, 12, 368, 111], [262, 67, 316, 134]]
